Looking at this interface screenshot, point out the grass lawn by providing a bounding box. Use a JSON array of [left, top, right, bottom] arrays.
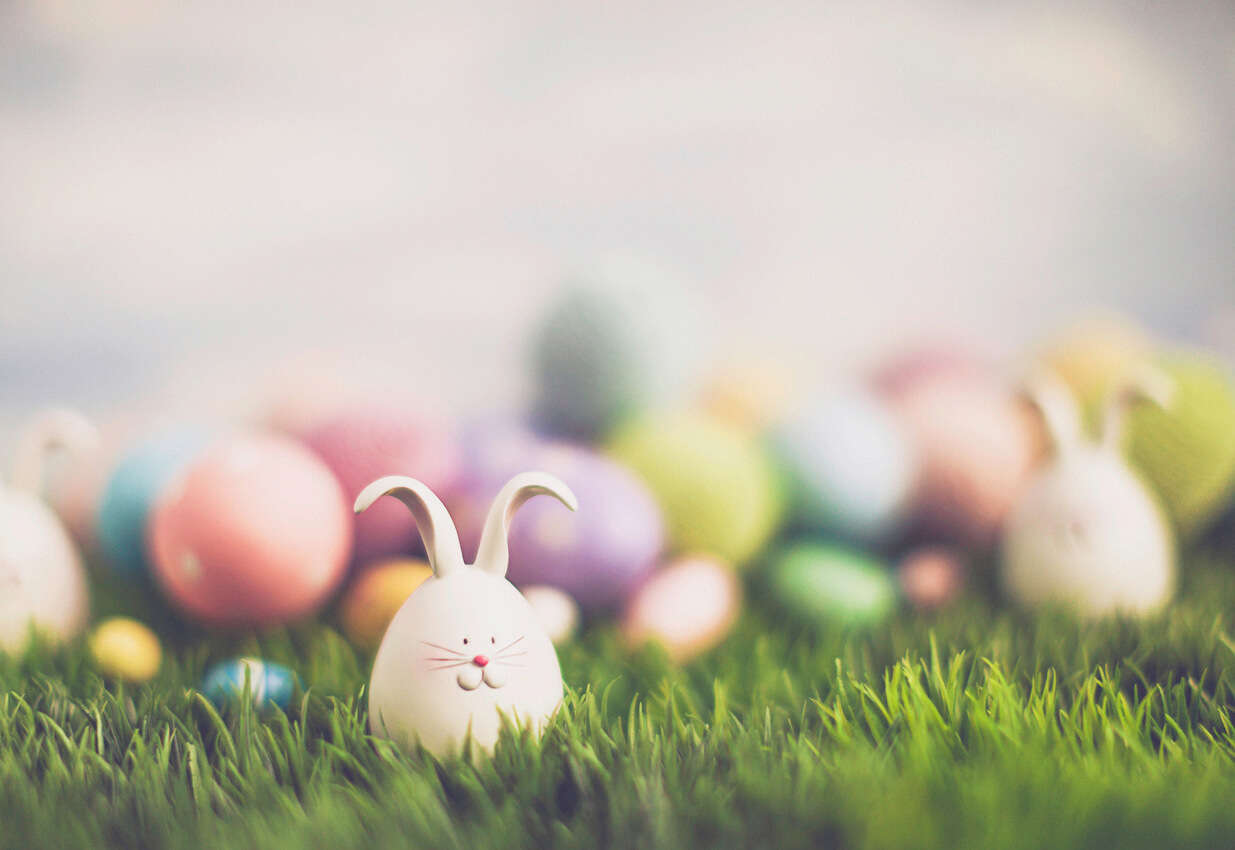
[[5, 553, 1235, 850]]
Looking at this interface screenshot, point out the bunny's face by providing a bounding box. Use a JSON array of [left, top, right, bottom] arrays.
[[368, 569, 563, 756]]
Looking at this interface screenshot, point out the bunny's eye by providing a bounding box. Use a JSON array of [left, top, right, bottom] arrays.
[[490, 636, 496, 644], [462, 638, 469, 645]]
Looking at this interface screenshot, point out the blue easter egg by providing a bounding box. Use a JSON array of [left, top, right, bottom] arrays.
[[201, 657, 298, 710], [771, 390, 917, 544], [530, 258, 703, 439], [97, 428, 212, 578]]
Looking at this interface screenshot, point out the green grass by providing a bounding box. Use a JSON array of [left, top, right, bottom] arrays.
[[6, 556, 1235, 849]]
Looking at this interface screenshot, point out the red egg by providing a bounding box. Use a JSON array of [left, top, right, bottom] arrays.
[[302, 407, 461, 565], [148, 433, 351, 627], [876, 349, 1045, 548]]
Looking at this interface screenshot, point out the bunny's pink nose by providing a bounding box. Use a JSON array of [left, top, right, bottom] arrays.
[[472, 655, 489, 668]]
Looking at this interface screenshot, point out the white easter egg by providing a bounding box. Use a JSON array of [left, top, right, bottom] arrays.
[[521, 585, 579, 645]]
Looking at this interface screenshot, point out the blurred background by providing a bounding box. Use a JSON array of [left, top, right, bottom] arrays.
[[3, 0, 1234, 437]]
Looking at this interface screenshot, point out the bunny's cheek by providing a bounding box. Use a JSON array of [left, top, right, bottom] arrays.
[[456, 666, 484, 691], [483, 666, 507, 689]]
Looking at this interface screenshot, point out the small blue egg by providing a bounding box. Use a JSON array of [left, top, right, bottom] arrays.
[[201, 657, 298, 710], [97, 427, 212, 578], [771, 389, 918, 544]]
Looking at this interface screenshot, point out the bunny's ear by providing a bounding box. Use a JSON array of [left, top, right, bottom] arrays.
[[473, 471, 578, 577], [1100, 366, 1172, 450], [354, 476, 465, 578], [1022, 371, 1083, 454], [9, 408, 98, 495]]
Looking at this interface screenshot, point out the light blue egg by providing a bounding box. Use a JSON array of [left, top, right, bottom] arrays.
[[97, 428, 212, 578], [201, 657, 298, 710], [771, 390, 917, 544], [530, 258, 703, 439]]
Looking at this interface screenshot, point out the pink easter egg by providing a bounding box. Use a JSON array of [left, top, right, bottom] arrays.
[[621, 556, 742, 662], [302, 407, 461, 565], [896, 546, 966, 610], [875, 349, 1045, 548], [148, 433, 351, 627]]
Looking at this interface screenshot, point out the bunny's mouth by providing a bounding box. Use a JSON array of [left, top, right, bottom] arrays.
[[422, 638, 527, 691], [456, 664, 508, 691]]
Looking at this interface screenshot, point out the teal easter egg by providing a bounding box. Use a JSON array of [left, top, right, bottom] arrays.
[[771, 390, 917, 544], [767, 543, 897, 625], [97, 427, 212, 578], [201, 657, 298, 710], [530, 259, 703, 439]]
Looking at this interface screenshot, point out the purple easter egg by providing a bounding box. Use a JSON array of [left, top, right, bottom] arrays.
[[451, 422, 664, 612], [302, 406, 461, 565]]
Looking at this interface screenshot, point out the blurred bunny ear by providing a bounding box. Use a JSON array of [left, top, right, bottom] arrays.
[[1022, 371, 1083, 454], [1100, 366, 1172, 451], [9, 408, 98, 495], [473, 471, 578, 577], [354, 476, 465, 578]]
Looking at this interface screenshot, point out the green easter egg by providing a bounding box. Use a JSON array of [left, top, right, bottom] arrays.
[[606, 412, 784, 566], [767, 543, 897, 625], [1125, 353, 1235, 536]]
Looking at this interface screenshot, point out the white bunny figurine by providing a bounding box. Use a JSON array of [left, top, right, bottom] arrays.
[[355, 471, 577, 757], [1002, 369, 1175, 617], [0, 409, 96, 654]]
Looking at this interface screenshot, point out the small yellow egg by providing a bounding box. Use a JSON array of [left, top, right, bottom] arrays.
[[88, 617, 162, 683], [698, 360, 796, 432], [340, 558, 433, 650]]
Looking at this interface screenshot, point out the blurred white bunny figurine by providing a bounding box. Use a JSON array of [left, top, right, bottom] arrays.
[[1002, 369, 1175, 617], [355, 471, 577, 757], [0, 409, 96, 653]]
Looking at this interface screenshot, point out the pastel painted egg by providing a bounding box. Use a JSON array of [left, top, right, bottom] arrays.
[[97, 427, 213, 578], [771, 389, 917, 544], [89, 617, 162, 682], [202, 657, 298, 710], [303, 407, 461, 565], [149, 433, 352, 628], [767, 543, 897, 626], [896, 547, 966, 611], [451, 426, 664, 612], [1125, 353, 1235, 536], [606, 412, 784, 566], [875, 350, 1044, 548], [621, 556, 742, 662], [1035, 316, 1154, 427], [339, 558, 433, 651], [698, 360, 796, 432], [529, 259, 704, 440], [522, 585, 580, 645]]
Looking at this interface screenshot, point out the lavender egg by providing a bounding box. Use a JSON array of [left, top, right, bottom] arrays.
[[450, 422, 664, 612]]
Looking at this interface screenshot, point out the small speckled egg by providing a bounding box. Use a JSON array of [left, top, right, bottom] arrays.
[[149, 433, 352, 628], [303, 407, 461, 565], [896, 547, 966, 611], [522, 585, 580, 645], [89, 617, 162, 683], [339, 558, 433, 650], [606, 411, 784, 566], [771, 389, 918, 544], [97, 427, 213, 578], [529, 258, 705, 440], [875, 349, 1044, 548], [1125, 352, 1235, 536], [450, 423, 664, 612], [767, 543, 897, 626], [621, 556, 742, 662], [1035, 316, 1154, 427], [698, 360, 796, 432], [202, 657, 298, 710]]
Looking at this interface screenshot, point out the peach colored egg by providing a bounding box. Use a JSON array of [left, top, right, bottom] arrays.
[[875, 350, 1045, 548], [339, 558, 433, 651], [148, 433, 351, 628], [302, 407, 461, 565], [621, 556, 742, 663], [896, 547, 966, 611]]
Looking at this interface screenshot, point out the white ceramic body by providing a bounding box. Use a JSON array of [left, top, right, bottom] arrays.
[[1002, 446, 1174, 617], [0, 488, 90, 653], [369, 568, 563, 757]]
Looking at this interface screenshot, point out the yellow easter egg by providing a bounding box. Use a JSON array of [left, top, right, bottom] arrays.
[[88, 617, 162, 683], [698, 360, 796, 432], [340, 558, 433, 650]]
